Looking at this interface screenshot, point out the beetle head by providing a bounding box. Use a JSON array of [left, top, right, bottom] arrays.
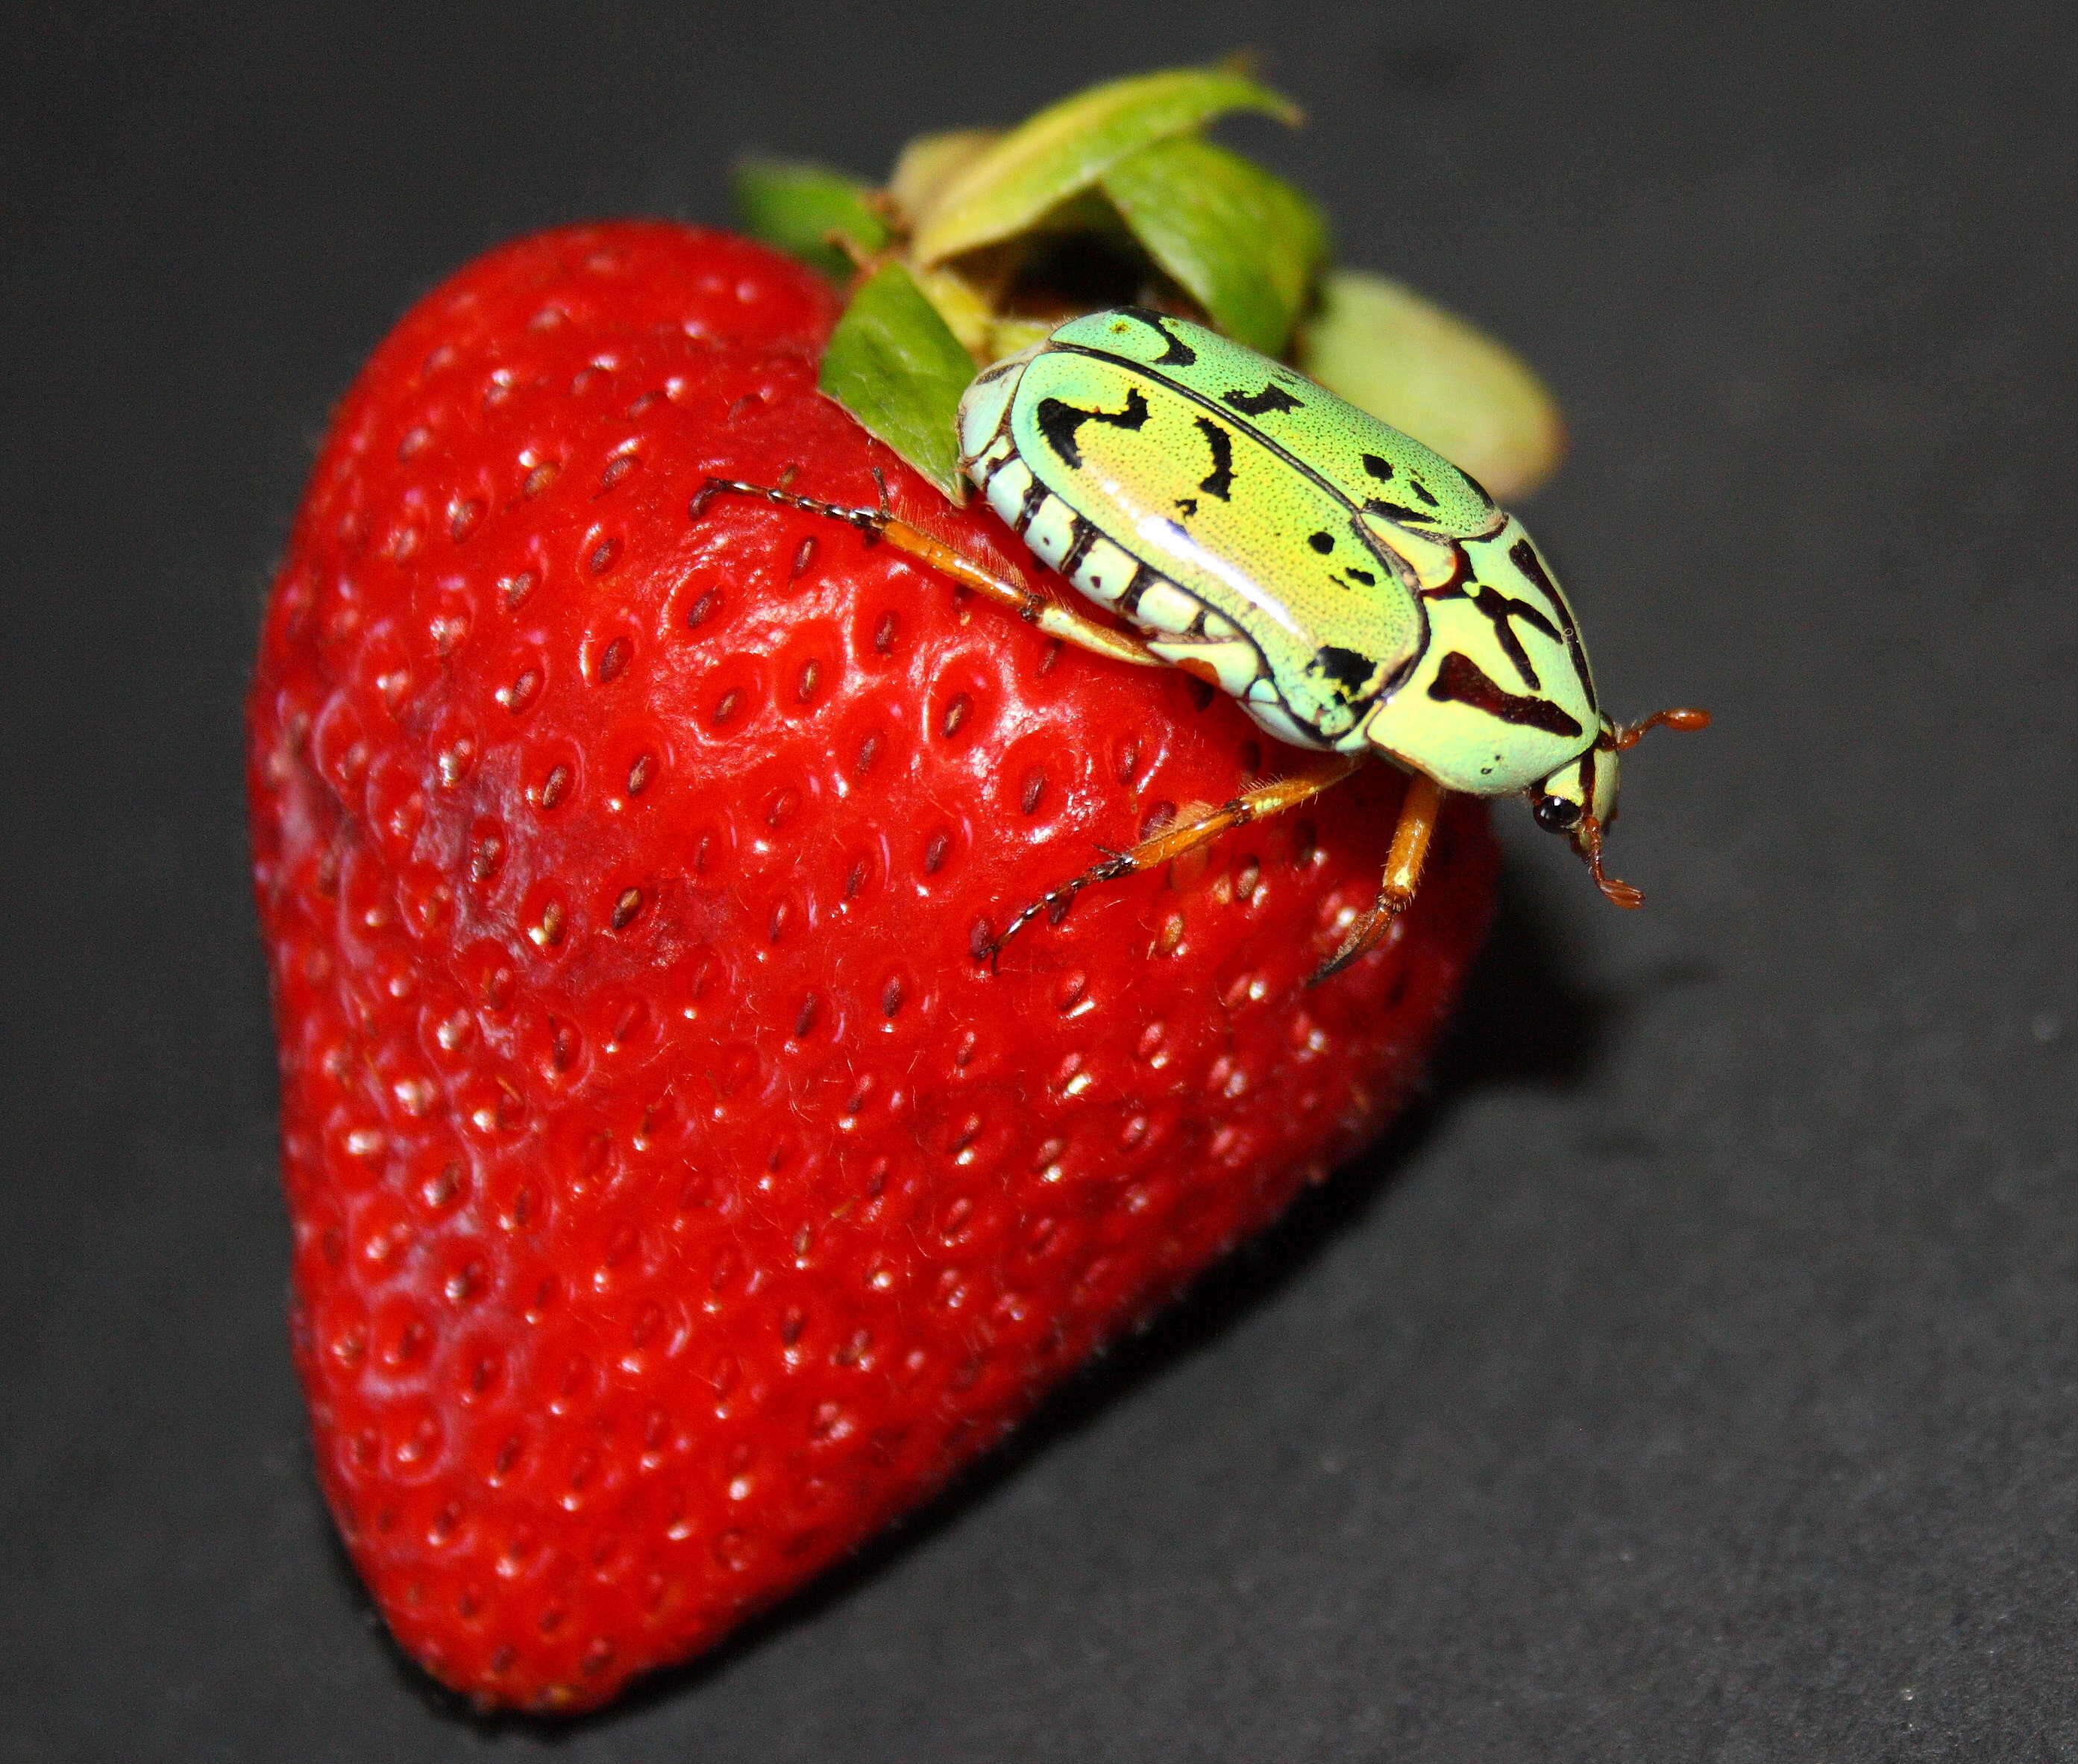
[[1531, 706, 1710, 908]]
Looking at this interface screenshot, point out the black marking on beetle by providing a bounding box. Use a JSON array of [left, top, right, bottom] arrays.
[[1469, 584, 1563, 691], [1308, 530, 1336, 554], [1428, 650, 1583, 738], [1372, 448, 1481, 514], [1194, 418, 1236, 500], [1223, 381, 1304, 417], [1035, 387, 1150, 470], [1118, 562, 1156, 619], [1364, 453, 1442, 517], [1014, 477, 1049, 534], [1563, 744, 1604, 826], [1059, 518, 1098, 580], [1117, 307, 1199, 366], [1506, 537, 1595, 712], [1365, 498, 1440, 526], [1306, 645, 1383, 706], [1174, 496, 1199, 518]]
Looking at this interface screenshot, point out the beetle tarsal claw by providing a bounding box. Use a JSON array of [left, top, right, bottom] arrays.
[[1579, 812, 1645, 909], [1308, 900, 1406, 987], [982, 879, 1085, 970]]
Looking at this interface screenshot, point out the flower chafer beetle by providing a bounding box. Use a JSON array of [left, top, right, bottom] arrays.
[[701, 307, 1707, 981]]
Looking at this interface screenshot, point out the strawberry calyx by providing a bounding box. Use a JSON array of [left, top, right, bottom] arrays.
[[733, 64, 1565, 503]]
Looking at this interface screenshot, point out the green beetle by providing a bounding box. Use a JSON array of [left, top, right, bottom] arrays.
[[702, 306, 1705, 979]]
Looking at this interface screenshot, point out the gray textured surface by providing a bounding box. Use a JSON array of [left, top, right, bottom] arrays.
[[3, 1, 2074, 1757]]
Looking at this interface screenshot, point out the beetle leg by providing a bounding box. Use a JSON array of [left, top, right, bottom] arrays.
[[985, 755, 1365, 969], [693, 477, 1165, 671], [1577, 812, 1644, 909], [1308, 772, 1450, 985]]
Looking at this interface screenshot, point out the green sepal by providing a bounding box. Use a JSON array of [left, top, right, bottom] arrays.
[[819, 263, 975, 500], [911, 66, 1301, 266], [732, 157, 891, 282], [1101, 136, 1328, 357], [1298, 269, 1566, 503]]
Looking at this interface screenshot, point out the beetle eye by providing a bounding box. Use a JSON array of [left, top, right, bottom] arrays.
[[1533, 795, 1582, 834]]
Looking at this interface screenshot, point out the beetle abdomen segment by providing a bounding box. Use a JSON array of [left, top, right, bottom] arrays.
[[1064, 531, 1139, 606], [1148, 636, 1266, 699], [1020, 494, 1080, 574], [1240, 696, 1334, 750], [1123, 575, 1208, 638]]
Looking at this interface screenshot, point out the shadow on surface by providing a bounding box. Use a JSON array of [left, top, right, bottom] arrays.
[[365, 867, 1621, 1733]]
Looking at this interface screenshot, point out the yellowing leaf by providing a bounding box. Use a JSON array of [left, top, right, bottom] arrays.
[[911, 67, 1300, 266], [886, 131, 1001, 227], [1299, 269, 1566, 502], [913, 262, 997, 354]]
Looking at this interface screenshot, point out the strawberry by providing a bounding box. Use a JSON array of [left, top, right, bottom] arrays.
[[248, 219, 1498, 1713]]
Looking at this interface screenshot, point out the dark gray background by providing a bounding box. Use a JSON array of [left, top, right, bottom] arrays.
[[4, 1, 2074, 1757]]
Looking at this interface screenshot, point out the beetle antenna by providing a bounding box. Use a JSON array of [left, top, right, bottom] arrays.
[[1613, 706, 1711, 750], [1579, 812, 1645, 910]]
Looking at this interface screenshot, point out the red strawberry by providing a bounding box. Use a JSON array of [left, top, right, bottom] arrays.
[[248, 222, 1497, 1712]]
